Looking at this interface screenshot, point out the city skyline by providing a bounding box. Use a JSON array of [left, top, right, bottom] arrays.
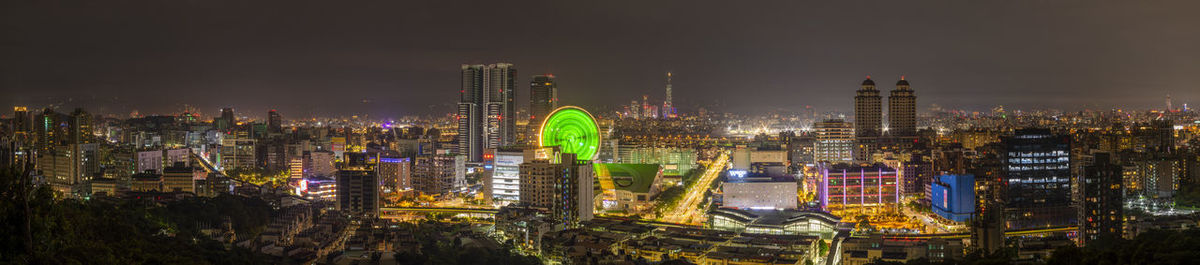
[[4, 1, 1200, 117]]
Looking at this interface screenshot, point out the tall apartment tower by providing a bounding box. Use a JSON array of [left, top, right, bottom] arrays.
[[888, 77, 916, 137], [1080, 152, 1123, 246], [519, 149, 594, 226], [338, 152, 379, 216], [854, 77, 882, 161], [458, 63, 517, 162], [529, 74, 558, 128]]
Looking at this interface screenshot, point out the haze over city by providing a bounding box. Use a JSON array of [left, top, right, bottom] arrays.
[[4, 1, 1199, 117]]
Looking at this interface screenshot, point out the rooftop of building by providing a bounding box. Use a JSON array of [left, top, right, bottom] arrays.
[[594, 163, 661, 193]]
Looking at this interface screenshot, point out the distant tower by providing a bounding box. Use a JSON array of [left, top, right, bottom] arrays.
[[888, 76, 916, 137], [1166, 94, 1173, 111], [642, 95, 653, 119], [268, 109, 282, 133], [529, 74, 558, 127], [663, 72, 676, 118]]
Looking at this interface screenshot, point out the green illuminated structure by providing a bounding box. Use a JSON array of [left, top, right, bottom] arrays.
[[538, 106, 601, 160]]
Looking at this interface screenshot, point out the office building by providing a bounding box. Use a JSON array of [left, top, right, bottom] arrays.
[[529, 74, 558, 128], [1080, 153, 1123, 246], [1003, 129, 1075, 229], [722, 174, 798, 210], [813, 119, 855, 163], [162, 162, 198, 193], [817, 163, 900, 216], [137, 150, 164, 174], [220, 135, 256, 170], [458, 63, 516, 162], [267, 109, 282, 134], [337, 153, 379, 216], [487, 148, 524, 203], [216, 108, 235, 131], [131, 172, 163, 192], [930, 174, 975, 222], [888, 77, 916, 137]]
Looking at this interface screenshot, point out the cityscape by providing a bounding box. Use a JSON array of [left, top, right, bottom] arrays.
[[3, 1, 1200, 265]]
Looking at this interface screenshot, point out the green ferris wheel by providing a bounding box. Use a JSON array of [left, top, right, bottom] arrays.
[[538, 106, 601, 161]]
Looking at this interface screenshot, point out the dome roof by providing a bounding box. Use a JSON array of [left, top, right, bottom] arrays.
[[861, 78, 875, 86]]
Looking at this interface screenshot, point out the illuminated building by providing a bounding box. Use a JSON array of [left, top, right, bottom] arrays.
[[662, 72, 676, 118], [457, 63, 517, 162], [162, 162, 198, 193], [930, 174, 974, 222], [708, 208, 840, 239], [519, 151, 594, 225], [288, 157, 303, 179], [376, 156, 411, 193], [816, 163, 900, 216], [302, 177, 337, 201], [854, 77, 882, 161], [131, 172, 162, 192], [1003, 129, 1075, 229], [813, 119, 854, 163], [888, 77, 916, 138], [1136, 157, 1179, 199], [486, 148, 523, 203], [594, 163, 662, 212], [337, 152, 379, 216], [413, 151, 458, 196], [137, 150, 164, 174], [219, 136, 256, 170], [722, 174, 797, 210], [1080, 153, 1123, 246], [620, 147, 697, 176]]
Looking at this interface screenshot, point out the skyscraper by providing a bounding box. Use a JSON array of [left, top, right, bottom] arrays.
[[217, 108, 235, 130], [529, 74, 558, 128], [663, 72, 676, 118], [1003, 129, 1075, 229], [854, 77, 882, 138], [519, 149, 594, 226], [458, 63, 517, 162], [338, 152, 379, 216], [267, 109, 282, 134], [1080, 152, 1123, 246], [888, 77, 916, 137], [854, 77, 882, 161]]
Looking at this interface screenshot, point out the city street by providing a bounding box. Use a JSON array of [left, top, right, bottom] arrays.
[[662, 151, 729, 224]]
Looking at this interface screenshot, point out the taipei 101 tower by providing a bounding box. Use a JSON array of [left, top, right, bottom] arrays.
[[663, 72, 677, 118]]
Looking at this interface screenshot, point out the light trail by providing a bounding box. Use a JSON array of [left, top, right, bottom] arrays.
[[662, 152, 729, 224]]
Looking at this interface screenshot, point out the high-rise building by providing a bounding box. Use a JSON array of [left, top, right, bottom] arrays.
[[458, 63, 517, 162], [12, 106, 31, 138], [663, 72, 676, 118], [337, 152, 379, 216], [216, 108, 235, 131], [219, 135, 256, 170], [486, 148, 524, 203], [816, 163, 900, 216], [413, 151, 458, 196], [813, 119, 854, 163], [267, 109, 282, 134], [519, 149, 594, 226], [888, 77, 916, 137], [931, 174, 975, 222], [1080, 152, 1123, 246], [1003, 129, 1075, 229], [855, 77, 882, 161], [529, 74, 558, 128], [377, 156, 412, 193]]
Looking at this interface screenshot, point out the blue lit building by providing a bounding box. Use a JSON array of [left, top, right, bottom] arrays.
[[931, 174, 975, 222]]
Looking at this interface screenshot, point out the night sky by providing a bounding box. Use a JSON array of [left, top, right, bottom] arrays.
[[3, 0, 1199, 118]]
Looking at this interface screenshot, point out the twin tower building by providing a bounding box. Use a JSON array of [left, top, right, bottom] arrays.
[[853, 76, 917, 160]]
